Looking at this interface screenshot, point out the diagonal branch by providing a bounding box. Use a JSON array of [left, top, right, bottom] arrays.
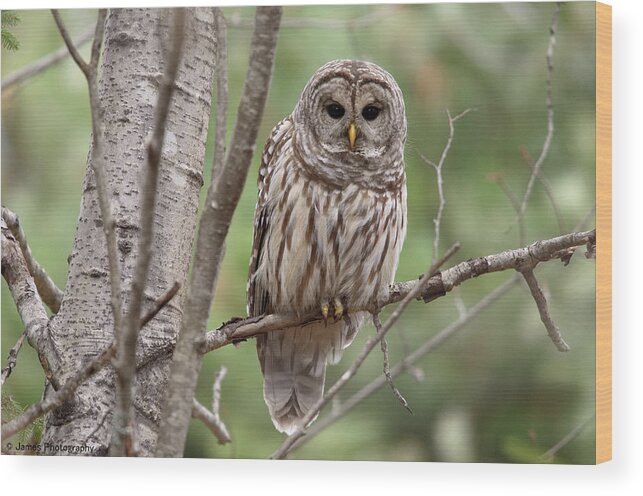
[[270, 243, 461, 459], [155, 6, 282, 458], [286, 274, 521, 455], [2, 207, 63, 313], [109, 7, 187, 458]]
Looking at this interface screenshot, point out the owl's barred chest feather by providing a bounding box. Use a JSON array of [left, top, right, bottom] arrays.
[[252, 118, 407, 316]]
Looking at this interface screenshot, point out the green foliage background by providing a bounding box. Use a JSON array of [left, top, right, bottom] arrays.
[[1, 3, 596, 463]]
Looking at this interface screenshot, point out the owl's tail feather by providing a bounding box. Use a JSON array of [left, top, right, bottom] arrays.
[[258, 315, 363, 435]]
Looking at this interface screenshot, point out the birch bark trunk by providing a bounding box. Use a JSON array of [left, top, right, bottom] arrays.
[[41, 8, 217, 455]]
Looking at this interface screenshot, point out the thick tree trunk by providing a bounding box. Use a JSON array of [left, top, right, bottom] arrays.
[[42, 8, 217, 455]]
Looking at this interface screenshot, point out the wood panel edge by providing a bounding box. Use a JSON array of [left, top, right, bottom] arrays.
[[595, 0, 612, 465]]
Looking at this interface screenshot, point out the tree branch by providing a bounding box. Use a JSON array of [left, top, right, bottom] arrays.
[[110, 7, 186, 458], [517, 2, 560, 223], [519, 267, 569, 352], [420, 108, 472, 265], [2, 207, 63, 313], [155, 6, 282, 457], [540, 414, 594, 462], [202, 229, 594, 353], [1, 27, 94, 93], [191, 366, 231, 445], [0, 282, 180, 440], [1, 217, 59, 386]]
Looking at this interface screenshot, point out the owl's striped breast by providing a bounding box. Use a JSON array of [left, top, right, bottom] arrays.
[[255, 136, 407, 316]]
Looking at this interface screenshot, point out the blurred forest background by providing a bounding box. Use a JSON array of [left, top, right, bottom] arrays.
[[1, 2, 596, 462]]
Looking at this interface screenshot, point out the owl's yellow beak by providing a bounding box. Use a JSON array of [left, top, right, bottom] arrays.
[[348, 122, 357, 150]]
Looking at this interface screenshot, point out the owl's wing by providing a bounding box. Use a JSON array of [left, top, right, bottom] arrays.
[[247, 117, 293, 317]]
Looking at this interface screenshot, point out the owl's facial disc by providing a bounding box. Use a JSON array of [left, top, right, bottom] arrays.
[[293, 60, 406, 180]]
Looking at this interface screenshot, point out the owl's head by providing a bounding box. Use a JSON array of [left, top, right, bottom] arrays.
[[293, 60, 406, 184]]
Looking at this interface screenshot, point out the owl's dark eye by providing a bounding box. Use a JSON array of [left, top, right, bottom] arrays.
[[361, 105, 381, 121], [326, 103, 345, 119]]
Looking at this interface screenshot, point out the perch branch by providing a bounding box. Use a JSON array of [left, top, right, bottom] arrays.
[[0, 282, 180, 440], [270, 243, 461, 459], [191, 366, 231, 445], [155, 6, 282, 458], [420, 108, 472, 264], [1, 27, 94, 92], [517, 2, 560, 223], [110, 7, 186, 458], [287, 274, 521, 454], [203, 229, 594, 353], [2, 207, 63, 313]]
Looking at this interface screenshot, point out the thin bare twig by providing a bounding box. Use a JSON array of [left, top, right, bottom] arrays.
[[489, 172, 527, 246], [519, 267, 570, 352], [288, 275, 521, 454], [1, 331, 27, 385], [520, 146, 566, 233], [110, 7, 186, 458], [156, 6, 282, 458], [140, 282, 181, 328], [270, 243, 460, 459], [212, 365, 227, 415], [1, 27, 94, 92], [0, 282, 181, 440], [2, 207, 63, 313], [50, 10, 92, 78], [517, 3, 560, 223], [420, 108, 472, 265], [211, 8, 229, 188], [192, 399, 231, 445], [573, 206, 596, 233], [540, 414, 594, 462], [374, 315, 413, 414], [191, 366, 231, 445]]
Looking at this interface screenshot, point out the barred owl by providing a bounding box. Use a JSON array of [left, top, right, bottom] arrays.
[[248, 59, 407, 434]]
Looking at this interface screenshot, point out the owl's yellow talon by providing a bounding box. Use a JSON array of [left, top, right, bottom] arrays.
[[321, 302, 329, 322], [333, 299, 344, 321]]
